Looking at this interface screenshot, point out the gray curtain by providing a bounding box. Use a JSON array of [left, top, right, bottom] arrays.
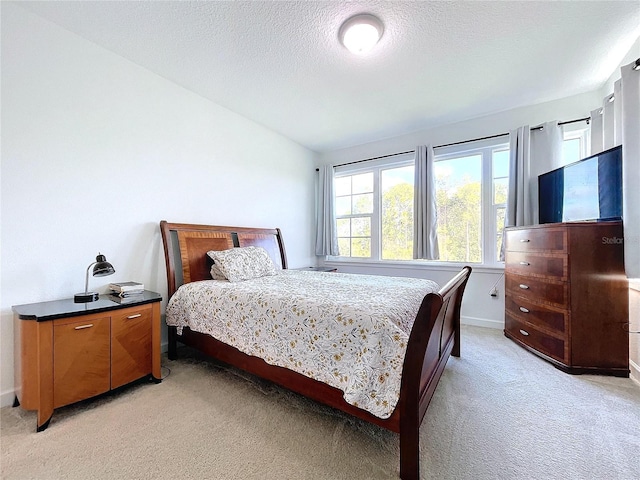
[[314, 165, 339, 256], [620, 61, 639, 278], [590, 107, 604, 154], [413, 145, 439, 259], [530, 121, 564, 224], [500, 126, 531, 261], [590, 60, 639, 277], [505, 126, 533, 228]]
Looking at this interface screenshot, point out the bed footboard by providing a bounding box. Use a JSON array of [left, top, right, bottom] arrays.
[[398, 266, 472, 480]]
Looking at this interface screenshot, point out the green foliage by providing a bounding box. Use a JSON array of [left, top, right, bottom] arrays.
[[381, 183, 414, 260], [436, 182, 481, 262]]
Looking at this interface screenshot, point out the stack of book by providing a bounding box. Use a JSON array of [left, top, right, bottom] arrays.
[[109, 281, 144, 298]]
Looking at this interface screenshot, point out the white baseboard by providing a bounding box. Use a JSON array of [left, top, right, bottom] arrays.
[[1, 389, 15, 408], [461, 315, 503, 330]]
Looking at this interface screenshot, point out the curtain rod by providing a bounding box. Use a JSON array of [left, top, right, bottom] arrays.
[[315, 116, 590, 171], [531, 116, 590, 131]]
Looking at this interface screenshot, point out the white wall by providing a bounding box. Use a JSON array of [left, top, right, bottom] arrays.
[[600, 36, 640, 97], [317, 91, 606, 330], [0, 4, 316, 407]]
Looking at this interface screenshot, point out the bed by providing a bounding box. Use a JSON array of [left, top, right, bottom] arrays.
[[160, 220, 471, 479]]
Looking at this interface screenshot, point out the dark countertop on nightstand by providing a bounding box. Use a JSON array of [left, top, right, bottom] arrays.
[[13, 290, 162, 321]]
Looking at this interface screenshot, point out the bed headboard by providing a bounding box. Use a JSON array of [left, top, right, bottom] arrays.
[[159, 221, 288, 298]]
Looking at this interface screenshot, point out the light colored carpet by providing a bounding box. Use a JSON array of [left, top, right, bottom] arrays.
[[2, 325, 639, 479]]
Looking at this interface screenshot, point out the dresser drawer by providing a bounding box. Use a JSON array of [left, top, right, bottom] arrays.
[[505, 251, 567, 279], [505, 294, 567, 335], [505, 314, 566, 363], [505, 273, 568, 307], [505, 227, 566, 253]]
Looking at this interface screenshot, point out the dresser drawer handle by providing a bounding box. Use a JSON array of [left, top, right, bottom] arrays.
[[519, 329, 530, 336], [519, 284, 529, 290], [126, 314, 142, 320], [519, 261, 530, 266], [520, 239, 530, 243], [74, 324, 94, 330], [519, 307, 530, 313]]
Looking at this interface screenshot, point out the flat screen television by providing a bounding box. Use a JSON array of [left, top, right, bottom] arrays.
[[538, 145, 622, 224]]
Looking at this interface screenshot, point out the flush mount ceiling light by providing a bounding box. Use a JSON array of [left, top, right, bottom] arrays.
[[339, 14, 384, 55]]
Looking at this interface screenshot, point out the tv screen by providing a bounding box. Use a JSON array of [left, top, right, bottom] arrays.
[[538, 145, 622, 224]]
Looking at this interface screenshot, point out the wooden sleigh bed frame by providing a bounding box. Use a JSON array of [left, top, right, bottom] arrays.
[[160, 220, 471, 480]]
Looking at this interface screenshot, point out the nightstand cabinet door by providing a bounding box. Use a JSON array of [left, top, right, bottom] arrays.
[[53, 316, 111, 408], [111, 305, 152, 389]]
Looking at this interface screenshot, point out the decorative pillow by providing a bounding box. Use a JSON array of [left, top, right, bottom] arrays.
[[206, 246, 277, 282]]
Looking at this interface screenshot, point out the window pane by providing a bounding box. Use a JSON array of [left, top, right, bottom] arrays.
[[351, 238, 370, 257], [335, 196, 351, 216], [352, 193, 373, 214], [496, 207, 506, 261], [494, 178, 508, 204], [337, 218, 350, 237], [562, 138, 581, 164], [335, 176, 351, 196], [352, 173, 373, 194], [496, 207, 506, 233], [434, 155, 482, 263], [351, 217, 370, 237], [381, 166, 414, 260], [493, 150, 509, 178], [338, 238, 350, 256]]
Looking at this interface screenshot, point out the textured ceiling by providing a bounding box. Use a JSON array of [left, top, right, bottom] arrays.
[[15, 1, 640, 152]]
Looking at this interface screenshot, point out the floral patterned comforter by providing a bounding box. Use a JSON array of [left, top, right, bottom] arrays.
[[166, 270, 440, 419]]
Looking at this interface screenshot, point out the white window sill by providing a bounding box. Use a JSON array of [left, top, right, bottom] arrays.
[[320, 258, 504, 275]]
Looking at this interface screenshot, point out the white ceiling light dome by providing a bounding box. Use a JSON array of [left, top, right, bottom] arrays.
[[339, 14, 384, 55]]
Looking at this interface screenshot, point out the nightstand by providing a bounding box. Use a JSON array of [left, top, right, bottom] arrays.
[[13, 290, 162, 432], [297, 266, 338, 273]]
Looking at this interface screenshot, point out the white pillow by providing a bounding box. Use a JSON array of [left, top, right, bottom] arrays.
[[207, 246, 277, 282]]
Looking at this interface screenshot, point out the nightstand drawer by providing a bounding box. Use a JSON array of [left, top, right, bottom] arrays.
[[505, 273, 568, 307], [505, 314, 566, 363], [505, 251, 567, 279], [505, 227, 566, 253], [505, 295, 567, 335]]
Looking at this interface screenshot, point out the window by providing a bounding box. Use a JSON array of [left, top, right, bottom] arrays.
[[335, 156, 415, 260], [333, 138, 509, 266], [435, 142, 509, 264], [335, 173, 374, 257], [562, 126, 588, 164]]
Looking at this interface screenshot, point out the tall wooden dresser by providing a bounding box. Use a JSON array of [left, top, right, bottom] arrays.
[[504, 221, 629, 376]]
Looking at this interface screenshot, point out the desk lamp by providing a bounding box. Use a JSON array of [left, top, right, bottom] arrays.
[[74, 253, 115, 303]]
